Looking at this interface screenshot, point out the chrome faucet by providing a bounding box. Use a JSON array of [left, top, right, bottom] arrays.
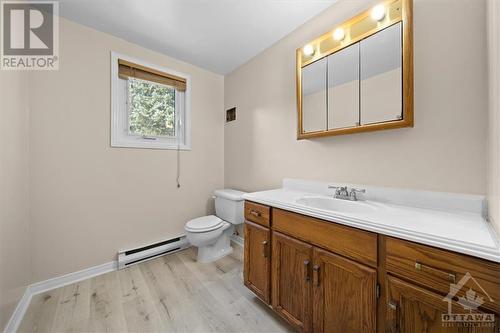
[[328, 185, 366, 201]]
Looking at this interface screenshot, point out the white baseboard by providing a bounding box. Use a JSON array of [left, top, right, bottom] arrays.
[[29, 261, 117, 295], [3, 287, 32, 333], [230, 234, 244, 248], [3, 261, 117, 333]]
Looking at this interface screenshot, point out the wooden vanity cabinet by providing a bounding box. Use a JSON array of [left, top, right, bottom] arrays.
[[385, 237, 500, 315], [244, 202, 380, 332], [244, 201, 270, 227], [386, 276, 498, 333], [272, 231, 313, 332], [242, 201, 500, 333], [270, 231, 378, 333], [243, 221, 271, 304], [384, 237, 500, 333], [272, 208, 378, 267], [313, 247, 377, 333]]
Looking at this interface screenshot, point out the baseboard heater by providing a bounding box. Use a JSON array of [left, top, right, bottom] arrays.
[[118, 235, 189, 269]]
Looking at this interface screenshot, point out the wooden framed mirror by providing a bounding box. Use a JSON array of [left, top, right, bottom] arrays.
[[296, 0, 413, 139]]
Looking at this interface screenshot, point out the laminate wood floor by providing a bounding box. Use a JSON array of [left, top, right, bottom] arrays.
[[18, 247, 293, 333]]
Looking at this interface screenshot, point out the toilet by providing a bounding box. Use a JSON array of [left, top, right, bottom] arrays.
[[185, 189, 245, 263]]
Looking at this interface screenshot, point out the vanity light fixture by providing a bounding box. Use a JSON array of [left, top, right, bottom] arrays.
[[371, 4, 386, 21], [303, 44, 315, 56], [333, 28, 345, 41]]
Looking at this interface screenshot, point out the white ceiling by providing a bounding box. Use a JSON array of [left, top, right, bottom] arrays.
[[57, 0, 337, 74]]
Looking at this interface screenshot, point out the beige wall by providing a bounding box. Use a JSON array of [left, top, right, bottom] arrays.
[[1, 0, 494, 325], [488, 0, 500, 236], [0, 72, 31, 328], [225, 0, 488, 195], [28, 18, 225, 282]]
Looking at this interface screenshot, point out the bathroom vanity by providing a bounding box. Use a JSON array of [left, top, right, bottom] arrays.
[[242, 180, 500, 333]]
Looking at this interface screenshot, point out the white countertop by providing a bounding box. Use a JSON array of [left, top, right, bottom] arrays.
[[242, 179, 500, 263]]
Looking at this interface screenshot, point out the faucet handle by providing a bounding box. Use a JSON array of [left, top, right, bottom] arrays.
[[349, 188, 366, 200], [328, 185, 341, 195]]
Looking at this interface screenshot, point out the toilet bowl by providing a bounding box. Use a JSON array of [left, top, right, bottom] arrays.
[[185, 189, 245, 263], [185, 216, 233, 263]]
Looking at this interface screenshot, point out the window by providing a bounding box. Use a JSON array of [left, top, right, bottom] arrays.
[[111, 52, 191, 150]]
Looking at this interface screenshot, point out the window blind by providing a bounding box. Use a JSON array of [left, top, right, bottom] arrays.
[[118, 59, 186, 92]]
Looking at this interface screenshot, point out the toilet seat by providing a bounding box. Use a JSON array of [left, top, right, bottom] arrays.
[[185, 215, 224, 233]]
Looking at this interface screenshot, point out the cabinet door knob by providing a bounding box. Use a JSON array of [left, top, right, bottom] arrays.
[[303, 260, 310, 282], [250, 210, 262, 217], [388, 300, 399, 332], [261, 240, 268, 258], [312, 265, 320, 286], [415, 261, 456, 283]]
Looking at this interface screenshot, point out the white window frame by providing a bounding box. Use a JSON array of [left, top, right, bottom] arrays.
[[111, 51, 191, 150]]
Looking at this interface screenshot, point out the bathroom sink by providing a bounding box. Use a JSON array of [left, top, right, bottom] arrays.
[[296, 196, 379, 214]]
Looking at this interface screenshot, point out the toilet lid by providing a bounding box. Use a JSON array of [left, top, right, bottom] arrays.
[[185, 215, 224, 233]]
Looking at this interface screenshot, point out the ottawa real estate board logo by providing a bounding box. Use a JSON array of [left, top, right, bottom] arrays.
[[442, 272, 495, 328], [1, 1, 59, 70]]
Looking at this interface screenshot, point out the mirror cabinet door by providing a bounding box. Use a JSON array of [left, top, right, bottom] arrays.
[[327, 43, 360, 130], [301, 58, 327, 133], [360, 22, 403, 125]]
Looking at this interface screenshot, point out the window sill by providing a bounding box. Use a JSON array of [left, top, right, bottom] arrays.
[[111, 139, 191, 151]]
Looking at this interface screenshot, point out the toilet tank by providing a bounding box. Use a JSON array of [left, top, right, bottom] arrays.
[[214, 189, 246, 225]]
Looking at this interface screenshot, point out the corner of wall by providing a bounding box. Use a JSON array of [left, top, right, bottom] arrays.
[[487, 0, 500, 237]]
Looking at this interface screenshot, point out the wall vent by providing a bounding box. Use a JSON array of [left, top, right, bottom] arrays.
[[118, 235, 189, 269], [226, 107, 236, 122]]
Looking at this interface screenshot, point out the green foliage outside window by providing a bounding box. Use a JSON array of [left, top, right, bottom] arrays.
[[128, 78, 176, 137]]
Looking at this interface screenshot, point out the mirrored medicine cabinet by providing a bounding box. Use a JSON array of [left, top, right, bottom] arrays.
[[297, 0, 413, 139]]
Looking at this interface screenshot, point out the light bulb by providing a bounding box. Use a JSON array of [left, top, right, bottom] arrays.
[[371, 4, 386, 21], [303, 44, 315, 56], [333, 28, 345, 41]]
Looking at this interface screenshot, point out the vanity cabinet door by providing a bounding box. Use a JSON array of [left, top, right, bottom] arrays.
[[243, 221, 271, 304], [386, 275, 498, 333], [272, 231, 313, 332], [312, 247, 377, 333]]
